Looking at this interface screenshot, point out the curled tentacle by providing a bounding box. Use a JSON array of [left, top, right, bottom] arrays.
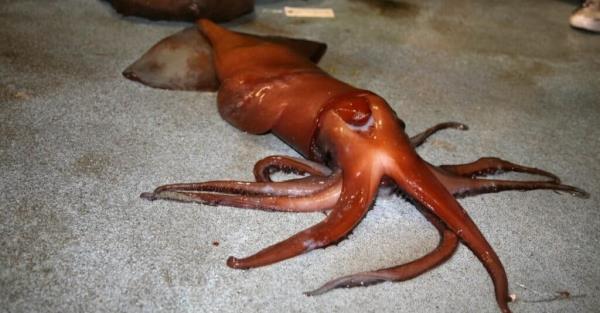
[[227, 165, 381, 269], [429, 165, 589, 199], [253, 155, 332, 182], [439, 157, 561, 183], [410, 122, 468, 148], [140, 171, 342, 212], [305, 207, 458, 296]]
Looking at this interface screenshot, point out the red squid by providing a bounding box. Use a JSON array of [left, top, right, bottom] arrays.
[[138, 20, 588, 313]]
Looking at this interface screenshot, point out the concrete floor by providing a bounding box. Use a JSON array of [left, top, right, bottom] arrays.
[[1, 0, 599, 312]]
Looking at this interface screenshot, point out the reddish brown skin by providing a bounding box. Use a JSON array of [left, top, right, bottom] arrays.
[[122, 26, 327, 92], [140, 20, 588, 313]]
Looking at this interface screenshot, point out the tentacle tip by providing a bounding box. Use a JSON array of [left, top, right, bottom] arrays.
[[572, 188, 590, 199], [226, 256, 249, 269], [303, 291, 315, 297], [140, 192, 157, 201], [303, 287, 326, 297]]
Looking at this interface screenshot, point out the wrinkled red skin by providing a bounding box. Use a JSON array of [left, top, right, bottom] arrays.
[[109, 0, 254, 22], [141, 20, 588, 313]]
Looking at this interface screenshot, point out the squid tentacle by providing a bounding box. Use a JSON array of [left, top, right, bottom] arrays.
[[439, 157, 561, 183], [149, 173, 337, 197], [134, 20, 591, 313], [253, 155, 332, 182], [430, 166, 589, 199], [305, 207, 458, 296], [410, 122, 469, 148], [226, 166, 381, 269], [388, 157, 513, 313], [140, 172, 342, 212], [300, 99, 463, 296], [307, 156, 587, 296]]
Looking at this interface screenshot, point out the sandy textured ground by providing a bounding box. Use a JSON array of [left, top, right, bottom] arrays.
[[1, 0, 599, 312]]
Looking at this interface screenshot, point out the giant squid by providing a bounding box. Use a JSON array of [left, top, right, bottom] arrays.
[[135, 20, 589, 313]]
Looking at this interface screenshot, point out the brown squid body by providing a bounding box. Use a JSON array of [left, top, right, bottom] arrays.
[[109, 0, 254, 22], [138, 20, 588, 313]]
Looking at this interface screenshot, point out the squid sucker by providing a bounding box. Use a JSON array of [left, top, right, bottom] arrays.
[[138, 20, 589, 313]]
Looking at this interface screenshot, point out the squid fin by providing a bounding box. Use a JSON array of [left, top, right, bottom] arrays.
[[123, 22, 327, 91], [259, 35, 327, 64], [122, 27, 219, 91]]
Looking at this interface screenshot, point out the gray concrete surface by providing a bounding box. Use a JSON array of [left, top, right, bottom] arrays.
[[1, 0, 599, 312]]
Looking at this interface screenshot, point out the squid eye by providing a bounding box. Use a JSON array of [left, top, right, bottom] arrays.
[[334, 97, 372, 127]]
